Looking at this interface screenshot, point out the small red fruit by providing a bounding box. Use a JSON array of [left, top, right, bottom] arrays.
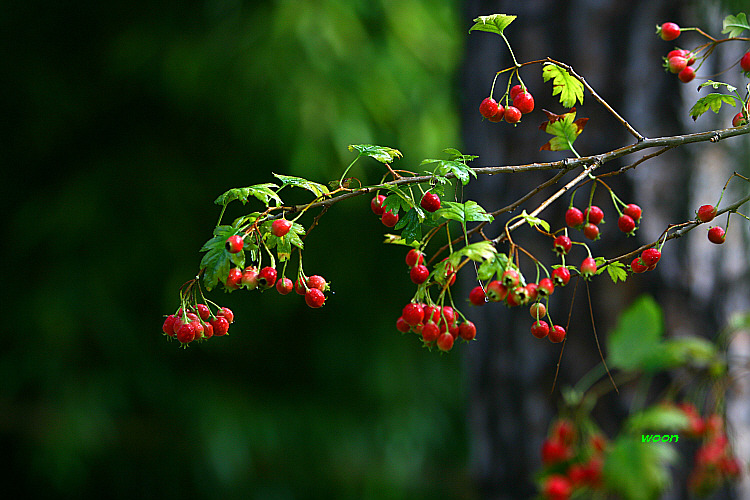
[[486, 280, 508, 302], [504, 105, 522, 123], [479, 97, 500, 119], [641, 248, 661, 267], [410, 264, 430, 284], [276, 276, 294, 295], [552, 267, 570, 286], [420, 192, 441, 212], [741, 51, 750, 72], [396, 316, 411, 333], [241, 266, 259, 290], [553, 235, 572, 255], [405, 248, 424, 268], [307, 275, 328, 291], [541, 440, 571, 465], [584, 205, 604, 224], [543, 475, 572, 500], [469, 285, 487, 306], [583, 223, 600, 240], [203, 322, 214, 339], [295, 277, 307, 295], [423, 305, 440, 324], [459, 321, 477, 341], [565, 207, 584, 228], [618, 214, 636, 234], [708, 226, 725, 244], [381, 210, 399, 227], [437, 332, 454, 352], [732, 112, 748, 127], [257, 266, 278, 289], [225, 235, 244, 253], [402, 303, 425, 326], [658, 22, 681, 41], [371, 195, 386, 215], [513, 90, 535, 114], [211, 316, 230, 336], [631, 257, 648, 273], [196, 304, 211, 321], [191, 320, 205, 339], [525, 283, 538, 302], [537, 278, 555, 297], [531, 320, 549, 339], [225, 267, 243, 290], [668, 56, 687, 74], [421, 322, 440, 342], [697, 204, 717, 222], [176, 322, 196, 344], [271, 219, 292, 237], [305, 288, 326, 308], [549, 325, 566, 343], [580, 257, 597, 279], [217, 306, 234, 323], [162, 315, 178, 337], [623, 203, 642, 221], [529, 302, 546, 319], [487, 104, 505, 122], [509, 84, 523, 100], [501, 269, 521, 288], [678, 66, 695, 83]]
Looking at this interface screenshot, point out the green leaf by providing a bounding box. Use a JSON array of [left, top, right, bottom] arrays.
[[421, 158, 476, 185], [607, 295, 663, 370], [442, 148, 479, 163], [273, 173, 329, 198], [477, 253, 509, 281], [519, 210, 550, 232], [381, 186, 413, 215], [539, 108, 589, 152], [393, 208, 422, 244], [214, 183, 282, 207], [697, 80, 737, 92], [603, 436, 678, 500], [264, 221, 305, 261], [347, 144, 403, 163], [641, 337, 719, 372], [542, 63, 584, 108], [435, 201, 493, 223], [721, 12, 749, 38], [595, 260, 627, 283], [626, 406, 689, 434], [468, 14, 517, 35], [450, 241, 497, 263], [689, 93, 739, 120], [200, 226, 245, 291]]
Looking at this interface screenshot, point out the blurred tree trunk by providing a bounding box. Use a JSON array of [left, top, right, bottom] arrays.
[[459, 0, 749, 498]]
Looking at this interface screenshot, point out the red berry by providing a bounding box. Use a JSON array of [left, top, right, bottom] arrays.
[[618, 214, 636, 233], [396, 316, 411, 333], [565, 207, 584, 228], [504, 105, 522, 123], [217, 306, 234, 323], [678, 66, 695, 83], [623, 203, 642, 221], [553, 420, 576, 445], [537, 278, 555, 297], [659, 22, 681, 41], [732, 112, 748, 127], [667, 49, 688, 60], [305, 288, 326, 308], [271, 219, 292, 237], [668, 56, 687, 73], [641, 248, 661, 266], [580, 257, 597, 279], [381, 210, 399, 227], [501, 269, 520, 288], [741, 51, 750, 72], [276, 276, 294, 295], [191, 320, 205, 339], [631, 257, 648, 273], [402, 303, 425, 326], [583, 223, 600, 240], [371, 195, 386, 215], [405, 248, 424, 268], [529, 302, 546, 319], [509, 84, 523, 100], [176, 322, 196, 344], [225, 267, 242, 290], [436, 332, 454, 352], [439, 306, 455, 325], [541, 439, 571, 465], [458, 321, 477, 341], [553, 235, 572, 255], [203, 322, 214, 339], [257, 266, 277, 289], [241, 266, 259, 290], [162, 315, 178, 337], [196, 304, 211, 321], [423, 305, 440, 324], [506, 287, 528, 307], [525, 283, 538, 302], [486, 280, 508, 302], [307, 275, 328, 291], [531, 320, 549, 339], [697, 204, 717, 222], [410, 264, 429, 284], [487, 104, 505, 122], [469, 285, 487, 306], [512, 90, 534, 114], [421, 322, 440, 342], [584, 205, 604, 224], [294, 277, 307, 295], [543, 475, 572, 500], [420, 192, 441, 212], [479, 97, 499, 119], [708, 226, 725, 244], [552, 267, 570, 286], [211, 316, 230, 336], [225, 235, 244, 253], [549, 325, 566, 343]]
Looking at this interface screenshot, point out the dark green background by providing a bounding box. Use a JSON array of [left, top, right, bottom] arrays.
[[2, 1, 474, 498]]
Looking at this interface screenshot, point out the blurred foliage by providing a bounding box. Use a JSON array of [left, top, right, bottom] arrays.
[[1, 0, 470, 498]]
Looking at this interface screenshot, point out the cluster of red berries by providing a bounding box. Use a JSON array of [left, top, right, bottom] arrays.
[[630, 247, 661, 273], [371, 194, 399, 227], [696, 203, 728, 244], [396, 301, 477, 352], [162, 304, 234, 346], [566, 202, 642, 240], [664, 47, 697, 83], [539, 419, 607, 500], [479, 84, 535, 124], [677, 403, 744, 496]]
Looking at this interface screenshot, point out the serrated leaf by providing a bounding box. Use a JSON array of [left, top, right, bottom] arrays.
[[721, 12, 749, 38], [435, 201, 493, 223], [347, 144, 402, 163], [273, 173, 329, 198], [542, 63, 584, 108], [381, 186, 413, 215], [606, 261, 628, 283], [626, 406, 689, 433], [697, 80, 737, 92], [608, 295, 663, 371], [519, 210, 550, 232], [603, 436, 677, 500], [469, 14, 517, 35], [539, 108, 589, 152], [689, 93, 739, 120], [264, 221, 304, 261], [199, 226, 239, 291], [393, 208, 422, 244], [214, 183, 282, 207], [451, 241, 497, 263], [421, 158, 476, 185], [443, 148, 479, 162]]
